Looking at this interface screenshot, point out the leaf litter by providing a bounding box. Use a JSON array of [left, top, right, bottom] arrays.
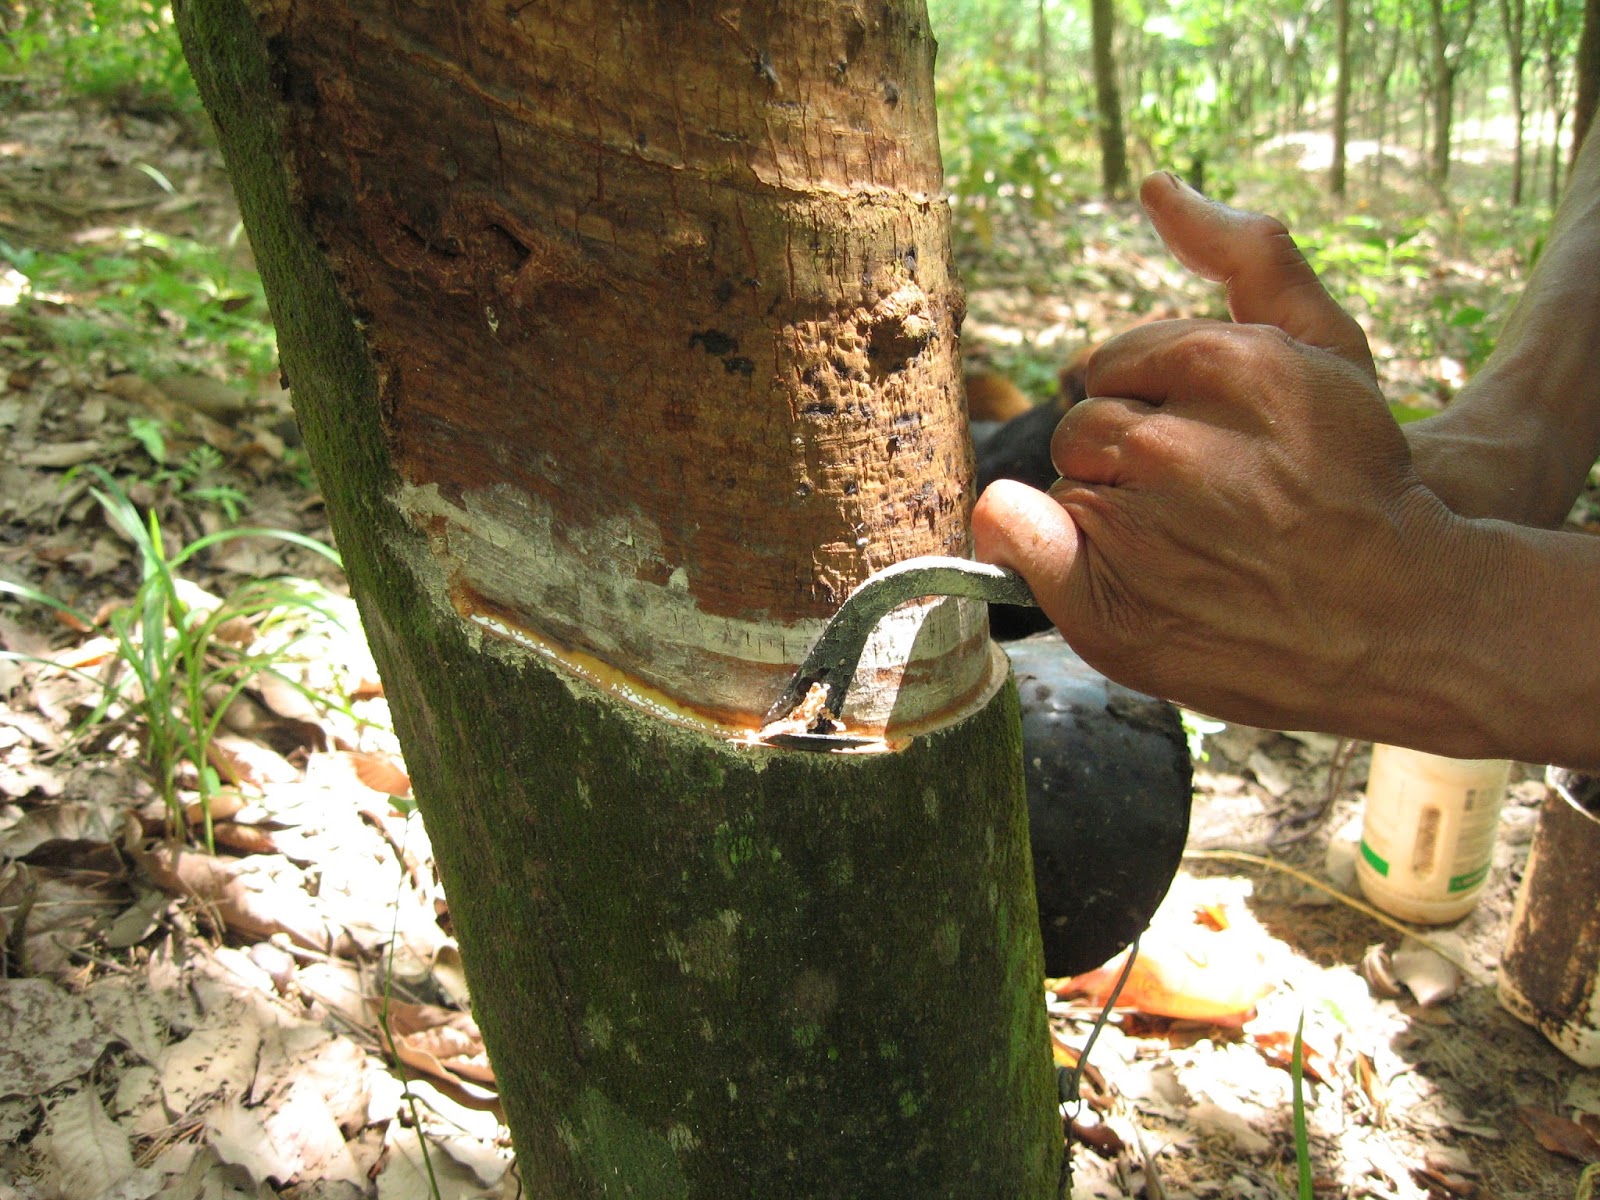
[[0, 100, 1596, 1200]]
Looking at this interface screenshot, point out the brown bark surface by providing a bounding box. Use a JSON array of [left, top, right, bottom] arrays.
[[174, 3, 1060, 1195], [246, 0, 985, 732], [1577, 0, 1600, 159], [1090, 0, 1130, 199]]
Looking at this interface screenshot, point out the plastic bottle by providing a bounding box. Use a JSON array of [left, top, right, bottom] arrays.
[[1355, 745, 1512, 924]]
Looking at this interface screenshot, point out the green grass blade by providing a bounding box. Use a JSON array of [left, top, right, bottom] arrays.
[[1291, 1011, 1314, 1200], [171, 526, 342, 570], [0, 578, 96, 628]]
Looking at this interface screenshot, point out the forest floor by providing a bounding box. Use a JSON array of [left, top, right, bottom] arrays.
[[1, 101, 1597, 1199]]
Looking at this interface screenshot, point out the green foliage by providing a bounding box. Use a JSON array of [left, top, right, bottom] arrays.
[[1180, 709, 1225, 762], [0, 0, 198, 113], [0, 468, 341, 849], [1303, 215, 1430, 315], [126, 419, 251, 521], [1387, 401, 1437, 425], [929, 0, 1097, 239], [1291, 1011, 1314, 1200], [1, 223, 275, 378], [1304, 209, 1517, 376]]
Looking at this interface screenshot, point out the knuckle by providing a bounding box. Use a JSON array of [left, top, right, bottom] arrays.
[[1119, 414, 1181, 464], [1242, 211, 1293, 243]]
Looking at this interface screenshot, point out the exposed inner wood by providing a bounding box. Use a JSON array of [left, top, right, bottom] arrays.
[[258, 0, 986, 727]]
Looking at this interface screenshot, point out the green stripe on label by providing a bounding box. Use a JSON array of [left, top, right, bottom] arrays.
[[1449, 863, 1490, 894], [1360, 840, 1390, 877]]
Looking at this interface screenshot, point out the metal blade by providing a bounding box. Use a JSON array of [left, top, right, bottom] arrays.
[[763, 555, 1039, 731]]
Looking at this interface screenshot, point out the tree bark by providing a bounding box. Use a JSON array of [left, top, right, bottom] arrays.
[[1501, 0, 1529, 205], [173, 0, 1059, 1194], [1428, 0, 1453, 186], [1577, 0, 1600, 163], [1036, 0, 1050, 116], [1332, 0, 1353, 197], [1091, 0, 1131, 199]]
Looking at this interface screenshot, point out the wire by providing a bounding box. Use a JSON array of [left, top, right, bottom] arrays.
[[1057, 934, 1141, 1199]]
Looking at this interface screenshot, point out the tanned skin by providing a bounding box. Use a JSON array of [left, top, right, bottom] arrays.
[[974, 132, 1600, 770]]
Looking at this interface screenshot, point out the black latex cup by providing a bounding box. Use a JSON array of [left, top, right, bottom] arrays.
[[1006, 635, 1193, 977]]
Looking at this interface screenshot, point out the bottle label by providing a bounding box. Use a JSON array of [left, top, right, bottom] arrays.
[[1359, 840, 1390, 878], [1449, 861, 1491, 894]]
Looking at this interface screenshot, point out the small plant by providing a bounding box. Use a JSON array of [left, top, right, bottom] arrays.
[[1, 0, 199, 114], [1305, 215, 1430, 317], [1180, 709, 1225, 762], [1291, 1011, 1314, 1200], [0, 468, 341, 849], [128, 418, 252, 522], [1, 226, 275, 380]]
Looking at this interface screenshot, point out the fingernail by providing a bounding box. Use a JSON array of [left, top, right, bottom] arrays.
[[1164, 170, 1204, 198]]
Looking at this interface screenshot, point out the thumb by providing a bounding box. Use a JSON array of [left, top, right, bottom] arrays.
[[971, 479, 1082, 634], [1139, 172, 1374, 376]]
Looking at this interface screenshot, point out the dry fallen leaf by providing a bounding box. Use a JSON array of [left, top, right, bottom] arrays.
[[1195, 901, 1230, 931], [1056, 925, 1274, 1023], [45, 1087, 135, 1200], [1068, 1110, 1125, 1159], [138, 843, 332, 952], [207, 732, 299, 789], [1251, 1026, 1335, 1084], [211, 821, 279, 856], [1391, 939, 1462, 1007], [1354, 1049, 1387, 1122], [346, 749, 411, 798], [1409, 1164, 1479, 1197], [0, 979, 107, 1100], [0, 862, 128, 976], [373, 1000, 497, 1103], [254, 668, 322, 723], [1517, 1105, 1600, 1163]]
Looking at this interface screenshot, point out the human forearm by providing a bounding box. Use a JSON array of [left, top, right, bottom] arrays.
[[1356, 515, 1600, 769], [1408, 128, 1600, 526], [972, 171, 1600, 771]]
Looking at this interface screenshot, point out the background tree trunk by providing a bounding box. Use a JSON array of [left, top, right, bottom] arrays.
[[1036, 0, 1051, 116], [1576, 0, 1600, 159], [1332, 0, 1353, 197], [173, 0, 1060, 1194], [1501, 0, 1529, 204], [1428, 0, 1453, 186], [1535, 0, 1577, 205], [1091, 0, 1131, 198]]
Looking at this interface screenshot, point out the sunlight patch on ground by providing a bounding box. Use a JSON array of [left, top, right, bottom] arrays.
[[1261, 130, 1418, 173]]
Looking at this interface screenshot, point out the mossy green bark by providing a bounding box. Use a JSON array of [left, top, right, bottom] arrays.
[[174, 2, 1059, 1194]]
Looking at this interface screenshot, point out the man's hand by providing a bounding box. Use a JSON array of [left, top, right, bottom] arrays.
[[972, 173, 1473, 737]]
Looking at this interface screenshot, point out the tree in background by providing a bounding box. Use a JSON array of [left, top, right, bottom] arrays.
[[172, 0, 1060, 1194], [1533, 0, 1581, 203], [1425, 0, 1480, 188], [1037, 0, 1053, 115], [1332, 0, 1354, 196], [1576, 0, 1600, 159], [1502, 0, 1532, 204], [1092, 0, 1132, 197], [926, 0, 1584, 216]]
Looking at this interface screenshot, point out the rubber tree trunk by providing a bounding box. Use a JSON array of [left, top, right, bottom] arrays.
[[1090, 0, 1130, 199], [1331, 0, 1352, 198], [1577, 0, 1600, 164], [173, 1, 1059, 1195], [1500, 0, 1528, 206]]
